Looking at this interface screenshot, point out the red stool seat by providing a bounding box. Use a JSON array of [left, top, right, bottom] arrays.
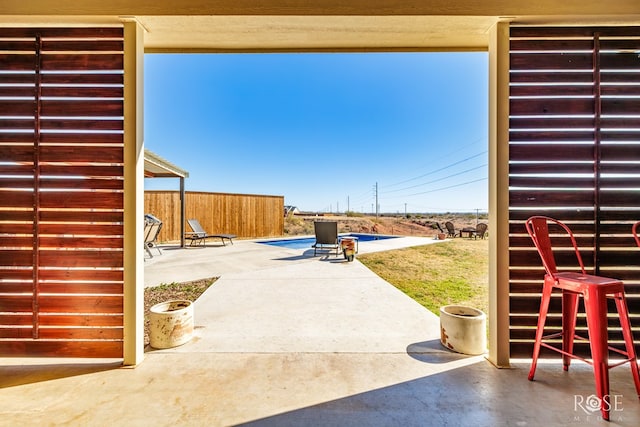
[[525, 216, 640, 421]]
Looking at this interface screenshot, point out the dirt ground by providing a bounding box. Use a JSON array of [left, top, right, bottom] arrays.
[[284, 213, 486, 238]]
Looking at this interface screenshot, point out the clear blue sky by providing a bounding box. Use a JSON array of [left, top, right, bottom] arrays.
[[143, 52, 488, 214]]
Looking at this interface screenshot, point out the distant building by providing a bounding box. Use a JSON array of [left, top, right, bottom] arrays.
[[284, 205, 300, 216]]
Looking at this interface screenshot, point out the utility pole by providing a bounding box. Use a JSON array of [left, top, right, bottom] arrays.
[[375, 182, 379, 218], [347, 196, 350, 213], [405, 203, 407, 218]]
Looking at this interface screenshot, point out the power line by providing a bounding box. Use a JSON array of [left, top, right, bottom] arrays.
[[382, 163, 487, 196], [400, 177, 488, 197], [384, 150, 487, 188]]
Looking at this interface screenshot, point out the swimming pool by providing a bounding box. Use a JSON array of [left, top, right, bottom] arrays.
[[258, 233, 398, 250]]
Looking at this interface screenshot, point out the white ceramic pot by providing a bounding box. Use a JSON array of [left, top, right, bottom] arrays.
[[440, 305, 487, 355], [149, 300, 194, 349]]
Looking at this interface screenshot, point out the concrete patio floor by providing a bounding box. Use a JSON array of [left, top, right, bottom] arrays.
[[1, 236, 640, 426]]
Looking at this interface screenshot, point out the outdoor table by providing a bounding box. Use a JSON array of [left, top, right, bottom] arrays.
[[460, 227, 476, 238]]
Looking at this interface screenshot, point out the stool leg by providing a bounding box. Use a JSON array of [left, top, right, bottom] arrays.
[[529, 276, 554, 381], [562, 290, 579, 371], [614, 292, 640, 399], [584, 287, 611, 421]]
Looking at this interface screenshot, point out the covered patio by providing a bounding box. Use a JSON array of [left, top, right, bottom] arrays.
[[3, 237, 640, 425], [1, 1, 640, 424]]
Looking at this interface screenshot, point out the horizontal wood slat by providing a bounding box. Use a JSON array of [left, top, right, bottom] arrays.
[[39, 269, 123, 282], [39, 145, 124, 162], [40, 100, 123, 117], [0, 26, 124, 359], [36, 327, 123, 340], [0, 341, 123, 358], [509, 26, 640, 359]]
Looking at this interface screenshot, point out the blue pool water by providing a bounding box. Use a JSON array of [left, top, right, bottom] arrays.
[[258, 233, 398, 250]]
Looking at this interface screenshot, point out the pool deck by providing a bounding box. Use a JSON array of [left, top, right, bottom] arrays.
[[3, 236, 640, 426]]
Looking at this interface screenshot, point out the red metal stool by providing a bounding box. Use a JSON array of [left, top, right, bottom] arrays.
[[525, 216, 640, 420]]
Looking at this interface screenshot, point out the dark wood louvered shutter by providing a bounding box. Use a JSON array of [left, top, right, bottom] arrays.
[[508, 26, 640, 358], [0, 27, 124, 358]]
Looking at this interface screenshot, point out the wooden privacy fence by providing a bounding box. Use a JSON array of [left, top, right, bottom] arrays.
[[145, 191, 284, 241], [508, 26, 640, 358]]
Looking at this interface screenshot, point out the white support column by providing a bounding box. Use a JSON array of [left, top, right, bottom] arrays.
[[488, 20, 511, 368], [123, 20, 145, 366]]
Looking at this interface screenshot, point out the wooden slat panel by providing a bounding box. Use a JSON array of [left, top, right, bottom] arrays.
[[509, 131, 595, 142], [0, 295, 33, 312], [39, 178, 123, 191], [510, 53, 594, 70], [39, 282, 123, 294], [39, 210, 123, 222], [510, 117, 595, 129], [41, 73, 123, 85], [40, 133, 124, 145], [39, 192, 123, 210], [0, 250, 33, 266], [40, 164, 123, 177], [0, 118, 36, 130], [0, 163, 33, 175], [40, 54, 124, 71], [508, 144, 594, 161], [509, 190, 595, 207], [0, 192, 35, 208], [40, 100, 123, 117], [0, 328, 34, 339], [508, 209, 595, 222], [510, 26, 640, 38], [0, 27, 122, 38], [0, 86, 36, 97], [40, 118, 123, 131], [38, 295, 122, 313], [0, 268, 33, 281], [510, 84, 594, 97], [602, 98, 640, 115], [510, 71, 593, 84], [600, 53, 640, 69], [510, 39, 594, 51], [0, 282, 33, 293], [39, 314, 123, 327], [41, 40, 123, 52], [39, 145, 124, 162], [0, 54, 36, 71], [39, 250, 122, 268], [40, 236, 123, 249], [510, 98, 594, 115], [39, 269, 123, 282], [38, 223, 123, 236], [508, 26, 640, 360], [0, 314, 33, 326], [509, 162, 595, 174], [600, 191, 640, 207], [0, 340, 123, 358], [0, 177, 35, 188], [0, 133, 36, 143], [38, 327, 123, 340], [0, 99, 36, 116], [509, 176, 595, 189], [41, 86, 123, 99]]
